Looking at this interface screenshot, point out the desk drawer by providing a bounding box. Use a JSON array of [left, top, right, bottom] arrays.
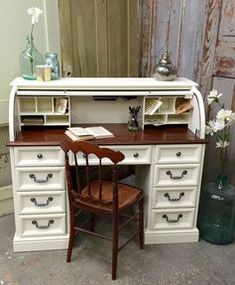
[[154, 164, 200, 187], [17, 213, 66, 237], [152, 187, 197, 209], [14, 147, 64, 167], [73, 145, 152, 165], [154, 145, 202, 164], [15, 167, 65, 191], [15, 191, 65, 214], [149, 208, 195, 230]]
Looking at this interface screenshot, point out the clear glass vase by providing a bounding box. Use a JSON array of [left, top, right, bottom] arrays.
[[198, 175, 235, 245], [19, 34, 44, 80]]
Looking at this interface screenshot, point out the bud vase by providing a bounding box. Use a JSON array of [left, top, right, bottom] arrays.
[[198, 175, 235, 245], [19, 34, 44, 80]]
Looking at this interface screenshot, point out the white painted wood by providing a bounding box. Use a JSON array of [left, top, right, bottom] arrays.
[[145, 229, 199, 244], [72, 145, 152, 166], [14, 147, 64, 167], [152, 187, 197, 209], [154, 144, 203, 164], [13, 234, 69, 252], [15, 167, 65, 192], [17, 213, 66, 237], [16, 191, 65, 215], [10, 77, 198, 90], [149, 208, 195, 230], [154, 164, 200, 187]]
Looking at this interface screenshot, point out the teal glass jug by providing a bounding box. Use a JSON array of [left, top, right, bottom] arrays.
[[198, 175, 235, 245], [19, 34, 44, 80]]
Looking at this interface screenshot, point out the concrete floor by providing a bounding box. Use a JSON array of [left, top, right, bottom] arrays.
[[0, 214, 235, 285]]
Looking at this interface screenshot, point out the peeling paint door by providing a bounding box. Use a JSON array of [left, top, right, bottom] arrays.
[[202, 0, 235, 184]]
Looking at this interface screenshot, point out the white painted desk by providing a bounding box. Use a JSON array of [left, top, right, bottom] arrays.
[[8, 77, 206, 252]]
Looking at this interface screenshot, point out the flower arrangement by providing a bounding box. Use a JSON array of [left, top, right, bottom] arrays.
[[205, 89, 235, 180], [20, 7, 44, 79], [27, 7, 43, 34]]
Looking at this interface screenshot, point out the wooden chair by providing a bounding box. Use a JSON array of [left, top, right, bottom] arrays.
[[61, 140, 144, 280]]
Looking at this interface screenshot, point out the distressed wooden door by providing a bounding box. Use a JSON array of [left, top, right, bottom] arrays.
[[59, 0, 140, 77], [201, 0, 235, 184]]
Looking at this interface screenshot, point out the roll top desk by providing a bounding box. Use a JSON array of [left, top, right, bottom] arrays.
[[8, 77, 206, 252]]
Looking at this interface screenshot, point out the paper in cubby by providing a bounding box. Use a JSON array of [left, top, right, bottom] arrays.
[[145, 98, 163, 115]]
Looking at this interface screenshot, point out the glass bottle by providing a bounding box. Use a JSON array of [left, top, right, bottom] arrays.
[[45, 52, 60, 80], [198, 175, 235, 245], [19, 34, 44, 80]]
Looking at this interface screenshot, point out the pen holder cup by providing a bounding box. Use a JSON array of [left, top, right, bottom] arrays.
[[128, 107, 140, 131]]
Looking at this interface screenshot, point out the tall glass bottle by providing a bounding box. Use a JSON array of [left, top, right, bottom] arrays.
[[19, 34, 44, 80]]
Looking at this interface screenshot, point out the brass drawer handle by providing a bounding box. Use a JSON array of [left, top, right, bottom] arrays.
[[166, 170, 187, 180], [37, 153, 43, 159], [133, 153, 139, 158], [30, 197, 53, 207], [29, 173, 53, 183], [176, 152, 182, 157], [32, 219, 54, 229], [164, 192, 185, 201], [162, 214, 183, 223]]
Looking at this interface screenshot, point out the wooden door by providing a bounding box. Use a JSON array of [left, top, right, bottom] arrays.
[[59, 0, 140, 77], [200, 0, 235, 184]]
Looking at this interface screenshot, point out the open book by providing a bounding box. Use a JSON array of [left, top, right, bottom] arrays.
[[65, 126, 114, 141]]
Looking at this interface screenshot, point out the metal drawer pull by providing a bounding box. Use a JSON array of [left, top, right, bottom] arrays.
[[166, 170, 187, 180], [30, 197, 53, 207], [32, 219, 54, 229], [162, 213, 183, 223], [37, 153, 43, 159], [176, 152, 182, 157], [29, 173, 53, 183], [164, 192, 185, 201], [133, 153, 139, 158]]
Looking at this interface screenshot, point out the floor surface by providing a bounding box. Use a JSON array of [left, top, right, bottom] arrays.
[[0, 214, 235, 285]]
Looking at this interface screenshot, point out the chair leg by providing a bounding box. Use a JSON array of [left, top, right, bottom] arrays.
[[112, 214, 119, 280], [138, 197, 144, 249], [67, 207, 75, 262], [90, 213, 96, 232]]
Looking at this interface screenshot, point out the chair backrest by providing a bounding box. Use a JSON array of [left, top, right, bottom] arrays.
[[61, 140, 125, 210]]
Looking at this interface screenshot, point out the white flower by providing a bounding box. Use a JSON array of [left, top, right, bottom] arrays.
[[27, 7, 43, 25], [216, 140, 230, 148], [207, 89, 222, 105], [216, 109, 235, 122], [205, 119, 225, 135]]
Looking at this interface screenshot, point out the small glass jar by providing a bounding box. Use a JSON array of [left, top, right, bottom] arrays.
[[45, 52, 60, 80]]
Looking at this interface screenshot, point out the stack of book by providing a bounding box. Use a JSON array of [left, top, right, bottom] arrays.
[[65, 126, 114, 141]]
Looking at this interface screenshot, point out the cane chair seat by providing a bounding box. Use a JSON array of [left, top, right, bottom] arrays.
[[72, 180, 143, 214]]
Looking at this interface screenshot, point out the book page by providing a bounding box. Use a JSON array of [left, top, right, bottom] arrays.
[[86, 126, 114, 138], [68, 127, 91, 137]]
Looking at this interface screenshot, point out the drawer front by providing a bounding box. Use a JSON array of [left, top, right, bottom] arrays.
[[15, 167, 65, 191], [73, 145, 152, 165], [154, 164, 200, 187], [149, 209, 195, 230], [17, 214, 66, 237], [155, 145, 203, 164], [152, 187, 197, 209], [14, 147, 65, 167], [15, 191, 65, 214]]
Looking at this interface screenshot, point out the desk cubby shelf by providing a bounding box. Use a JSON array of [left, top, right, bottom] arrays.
[[143, 96, 192, 127], [18, 96, 70, 126]]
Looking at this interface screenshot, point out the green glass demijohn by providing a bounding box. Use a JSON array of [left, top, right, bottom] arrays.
[[198, 175, 235, 245], [19, 34, 44, 80]]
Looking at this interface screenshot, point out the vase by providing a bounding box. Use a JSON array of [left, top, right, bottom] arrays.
[[19, 34, 44, 80], [198, 175, 235, 245], [45, 52, 60, 80]]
